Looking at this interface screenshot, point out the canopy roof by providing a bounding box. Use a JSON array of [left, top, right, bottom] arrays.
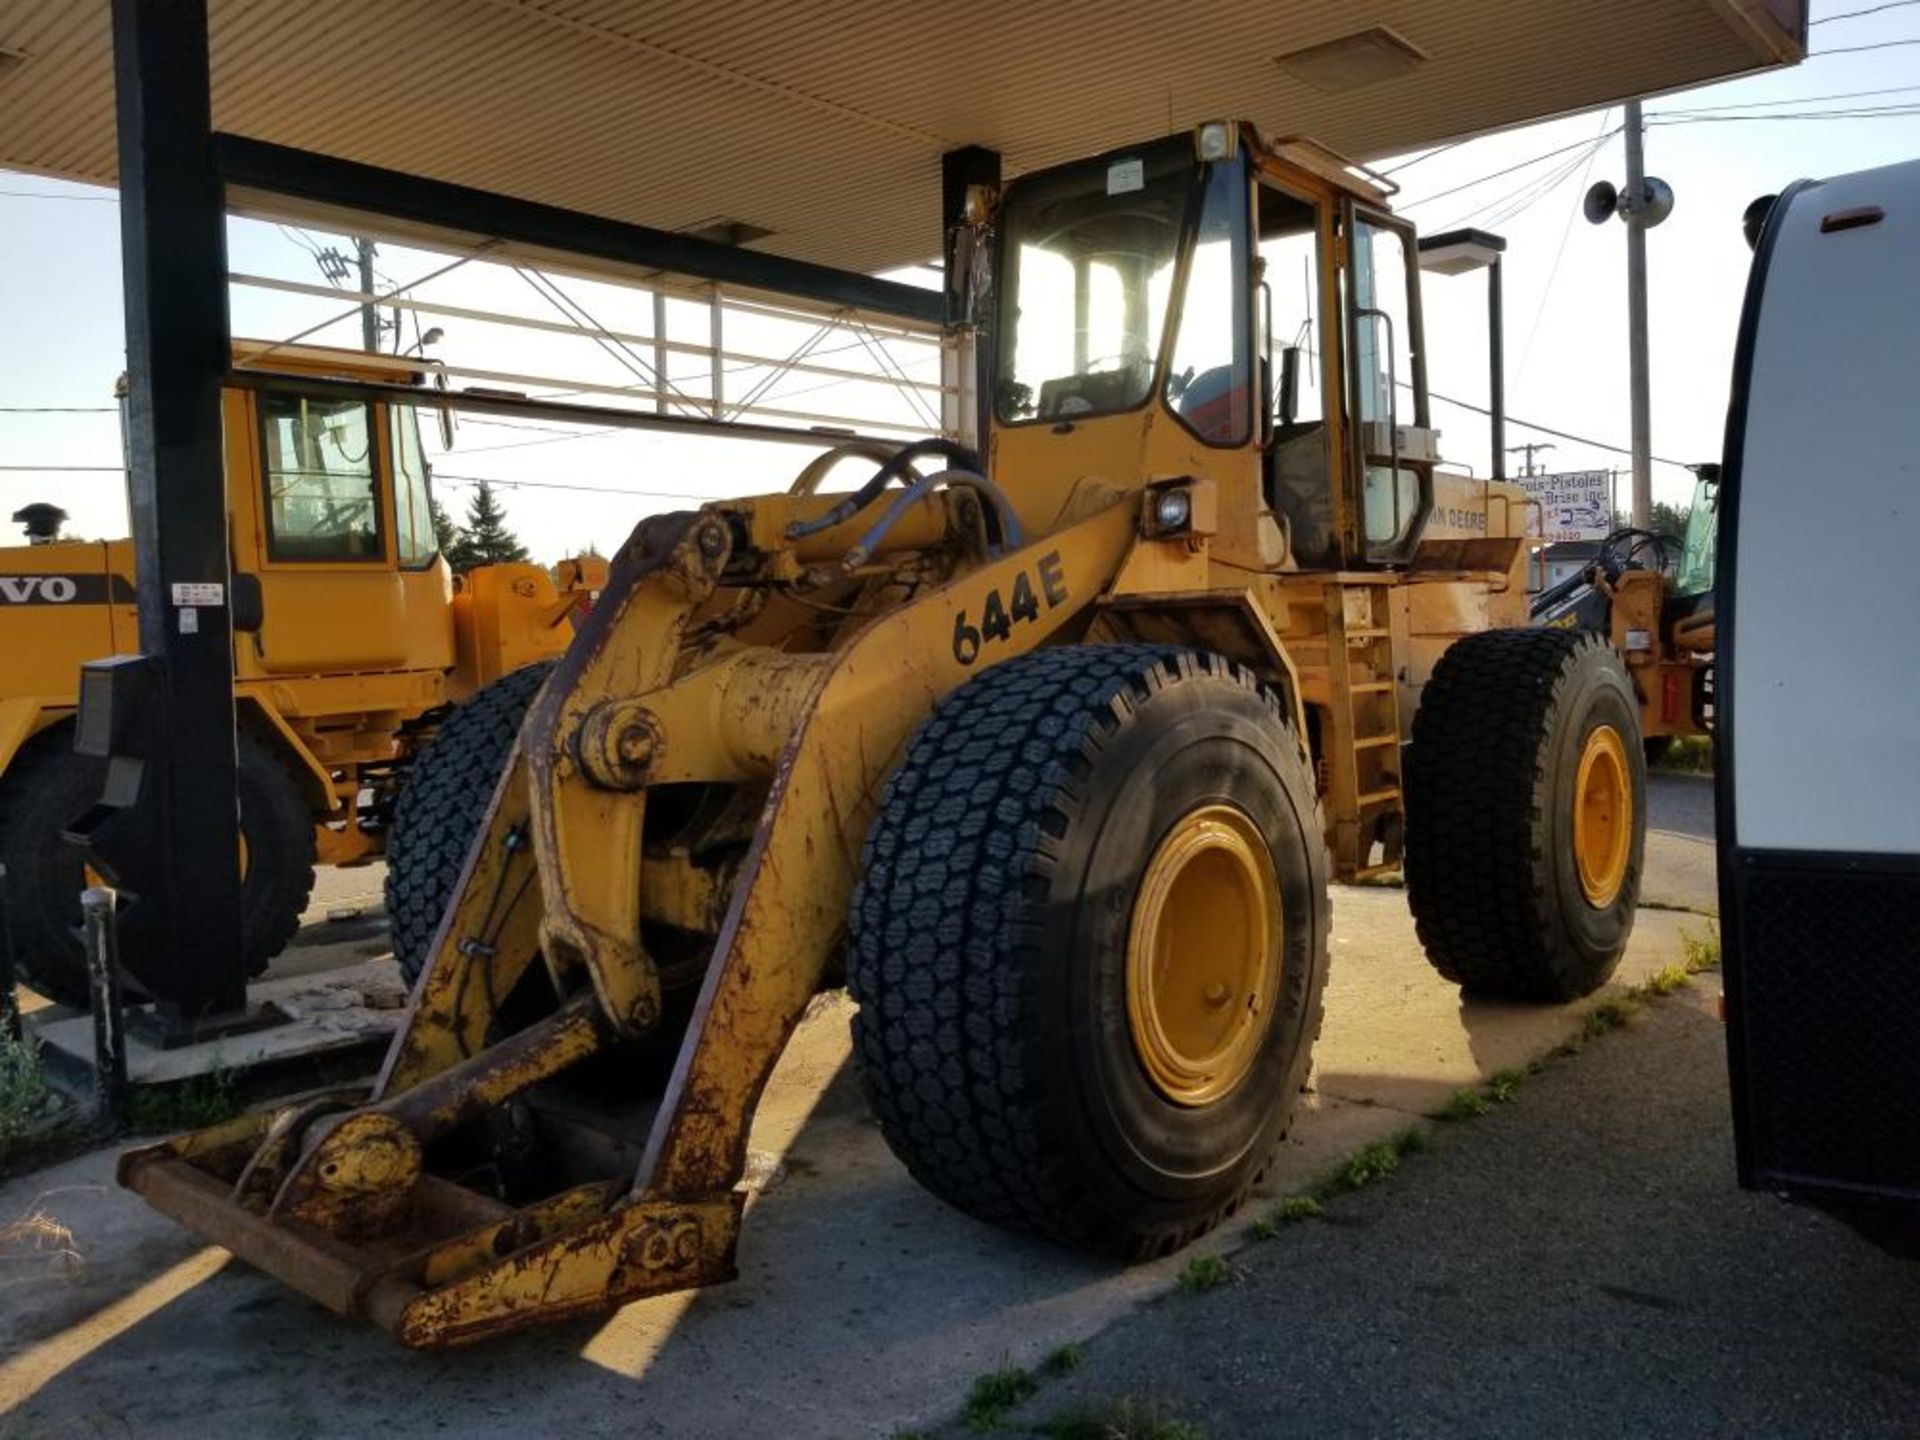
[[0, 1, 1804, 272]]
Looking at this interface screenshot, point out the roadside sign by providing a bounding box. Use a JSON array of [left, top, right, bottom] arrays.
[[1521, 469, 1613, 541]]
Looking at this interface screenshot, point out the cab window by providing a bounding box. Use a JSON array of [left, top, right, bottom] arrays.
[[260, 394, 383, 562], [1164, 160, 1251, 446], [391, 406, 437, 569]]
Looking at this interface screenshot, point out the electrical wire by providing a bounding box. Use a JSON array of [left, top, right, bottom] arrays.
[[1813, 0, 1920, 22], [0, 188, 115, 203], [1516, 110, 1614, 378], [431, 470, 722, 501], [1380, 138, 1472, 176], [1397, 130, 1623, 212], [1811, 37, 1920, 55], [0, 406, 116, 413], [1651, 82, 1920, 113], [1649, 105, 1920, 124], [1425, 388, 1696, 471]]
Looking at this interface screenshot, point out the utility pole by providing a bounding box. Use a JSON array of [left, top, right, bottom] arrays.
[[355, 237, 381, 353], [1623, 101, 1653, 528], [1506, 441, 1556, 479]]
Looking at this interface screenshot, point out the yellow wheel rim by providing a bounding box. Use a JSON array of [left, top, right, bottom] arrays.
[[1125, 804, 1283, 1107], [1573, 724, 1632, 907]]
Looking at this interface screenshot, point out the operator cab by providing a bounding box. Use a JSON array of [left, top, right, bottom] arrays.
[[988, 121, 1437, 570]]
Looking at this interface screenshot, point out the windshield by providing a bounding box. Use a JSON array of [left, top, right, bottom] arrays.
[[1674, 471, 1718, 597], [995, 139, 1194, 424]]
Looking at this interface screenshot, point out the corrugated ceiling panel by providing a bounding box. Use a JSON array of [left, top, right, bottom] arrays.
[[0, 0, 1803, 273]]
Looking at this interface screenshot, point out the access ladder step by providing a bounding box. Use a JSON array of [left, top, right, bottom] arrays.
[[1354, 734, 1399, 750], [1357, 788, 1402, 807], [1350, 681, 1394, 695]]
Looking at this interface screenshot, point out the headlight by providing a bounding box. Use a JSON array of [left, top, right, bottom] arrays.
[[1154, 489, 1193, 531]]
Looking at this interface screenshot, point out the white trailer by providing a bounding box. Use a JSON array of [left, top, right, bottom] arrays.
[[1718, 157, 1920, 1242]]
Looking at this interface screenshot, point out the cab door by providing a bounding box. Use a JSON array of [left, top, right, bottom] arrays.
[[1343, 205, 1435, 564], [237, 389, 410, 675]]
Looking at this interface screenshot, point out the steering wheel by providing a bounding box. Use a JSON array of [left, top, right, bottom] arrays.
[[787, 441, 923, 497]]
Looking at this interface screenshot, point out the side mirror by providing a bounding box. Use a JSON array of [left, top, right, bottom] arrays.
[[1278, 345, 1301, 428]]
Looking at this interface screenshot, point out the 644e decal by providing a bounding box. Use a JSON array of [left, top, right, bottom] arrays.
[[951, 551, 1069, 665]]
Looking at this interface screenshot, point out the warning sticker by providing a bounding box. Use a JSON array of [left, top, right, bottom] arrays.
[[170, 582, 225, 606], [1106, 158, 1144, 195]]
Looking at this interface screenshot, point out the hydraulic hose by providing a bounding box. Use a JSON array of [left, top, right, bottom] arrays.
[[839, 468, 1024, 570], [784, 437, 983, 541]]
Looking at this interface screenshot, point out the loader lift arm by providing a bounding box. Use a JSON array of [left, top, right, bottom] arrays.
[[122, 461, 1142, 1345]]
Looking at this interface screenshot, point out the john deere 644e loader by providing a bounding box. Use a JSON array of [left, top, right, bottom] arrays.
[[119, 122, 1646, 1346]]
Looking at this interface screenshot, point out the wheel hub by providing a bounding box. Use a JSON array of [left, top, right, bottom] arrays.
[[1126, 804, 1283, 1106], [1573, 724, 1632, 907]]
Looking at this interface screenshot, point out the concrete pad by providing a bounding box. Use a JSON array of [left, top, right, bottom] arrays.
[[0, 885, 1710, 1440], [29, 958, 406, 1088]]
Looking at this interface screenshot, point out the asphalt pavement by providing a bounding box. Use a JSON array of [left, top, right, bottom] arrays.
[[953, 984, 1920, 1440]]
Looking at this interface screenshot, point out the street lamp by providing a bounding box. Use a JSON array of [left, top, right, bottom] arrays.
[[1417, 228, 1507, 480]]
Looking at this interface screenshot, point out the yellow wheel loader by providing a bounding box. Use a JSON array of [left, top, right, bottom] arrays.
[[0, 344, 588, 1008], [1530, 464, 1719, 754], [120, 122, 1647, 1346]]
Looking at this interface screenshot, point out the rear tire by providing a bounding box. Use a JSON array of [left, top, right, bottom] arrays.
[[0, 724, 315, 1009], [848, 647, 1329, 1258], [1405, 629, 1646, 1001], [386, 662, 554, 983]]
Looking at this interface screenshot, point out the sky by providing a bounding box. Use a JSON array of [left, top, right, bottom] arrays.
[[3, 1, 1919, 563]]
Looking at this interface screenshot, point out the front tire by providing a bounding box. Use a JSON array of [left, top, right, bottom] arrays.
[[0, 724, 315, 1009], [1405, 629, 1647, 1001], [848, 647, 1329, 1258], [385, 662, 554, 983]]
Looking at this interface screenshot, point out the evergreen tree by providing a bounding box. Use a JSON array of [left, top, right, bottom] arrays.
[[429, 495, 464, 559], [445, 481, 528, 573]]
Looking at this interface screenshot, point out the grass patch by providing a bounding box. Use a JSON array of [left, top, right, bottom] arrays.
[[1681, 926, 1722, 974], [1040, 1398, 1205, 1440], [1579, 995, 1642, 1041], [1043, 1343, 1084, 1377], [126, 1065, 240, 1134], [0, 1032, 51, 1156], [1651, 734, 1715, 774], [1250, 1193, 1324, 1238], [1432, 1087, 1490, 1122], [963, 1363, 1038, 1432], [1322, 1126, 1428, 1195], [1175, 1254, 1231, 1293], [1486, 1068, 1525, 1103], [1635, 962, 1692, 999]]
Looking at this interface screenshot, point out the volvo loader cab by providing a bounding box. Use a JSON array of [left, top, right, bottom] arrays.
[[121, 123, 1647, 1346], [0, 344, 580, 1008]]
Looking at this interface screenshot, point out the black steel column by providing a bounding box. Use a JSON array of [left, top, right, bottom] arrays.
[[111, 0, 246, 1017], [1488, 257, 1506, 482]]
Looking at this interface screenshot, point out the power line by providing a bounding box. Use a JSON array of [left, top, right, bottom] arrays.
[[1813, 0, 1920, 22], [1649, 105, 1920, 125], [0, 188, 115, 203], [1517, 110, 1614, 377], [1381, 137, 1472, 176], [1812, 37, 1920, 55], [432, 470, 719, 501], [1651, 82, 1920, 113], [1398, 130, 1623, 211], [1425, 389, 1695, 471], [0, 464, 122, 472], [0, 406, 116, 413]]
